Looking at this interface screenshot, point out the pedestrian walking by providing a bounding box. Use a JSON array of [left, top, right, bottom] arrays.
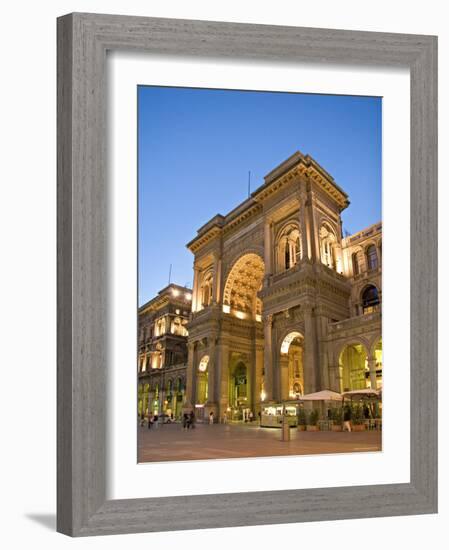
[[343, 406, 352, 432], [209, 411, 214, 425], [189, 410, 196, 429], [153, 413, 159, 429], [222, 412, 227, 424], [249, 410, 254, 422], [148, 413, 153, 429], [182, 413, 189, 430]]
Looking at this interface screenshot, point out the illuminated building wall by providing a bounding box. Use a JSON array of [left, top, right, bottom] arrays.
[[182, 151, 382, 422], [137, 284, 192, 417]]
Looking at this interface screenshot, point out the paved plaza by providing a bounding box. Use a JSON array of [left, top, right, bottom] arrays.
[[138, 422, 382, 463]]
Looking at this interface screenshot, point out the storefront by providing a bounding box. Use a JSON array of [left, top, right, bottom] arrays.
[[260, 402, 299, 428]]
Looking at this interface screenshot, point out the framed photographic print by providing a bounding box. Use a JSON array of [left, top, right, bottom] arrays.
[[57, 13, 437, 536]]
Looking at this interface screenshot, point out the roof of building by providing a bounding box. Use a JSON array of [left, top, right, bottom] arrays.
[[139, 283, 192, 314], [186, 150, 349, 252]]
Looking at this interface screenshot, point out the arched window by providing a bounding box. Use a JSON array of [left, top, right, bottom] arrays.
[[366, 244, 378, 271], [200, 271, 213, 308], [171, 316, 188, 336], [155, 317, 166, 337], [319, 223, 336, 269], [277, 224, 301, 271], [352, 252, 360, 276], [361, 285, 380, 314], [152, 351, 162, 369]]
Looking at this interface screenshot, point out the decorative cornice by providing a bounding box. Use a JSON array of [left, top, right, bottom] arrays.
[[186, 150, 349, 254]]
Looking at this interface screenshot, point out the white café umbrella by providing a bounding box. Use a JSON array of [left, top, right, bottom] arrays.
[[300, 390, 343, 401]]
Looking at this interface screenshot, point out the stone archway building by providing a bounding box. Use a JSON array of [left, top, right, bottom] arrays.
[[183, 151, 382, 421]]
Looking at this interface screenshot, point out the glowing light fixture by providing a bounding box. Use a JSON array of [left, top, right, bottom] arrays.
[[235, 311, 245, 320], [185, 293, 192, 301], [260, 389, 267, 401], [255, 314, 262, 322], [172, 288, 180, 297], [222, 304, 230, 314]]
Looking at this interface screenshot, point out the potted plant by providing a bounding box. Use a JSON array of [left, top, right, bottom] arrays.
[[297, 407, 307, 431], [306, 409, 320, 431], [330, 407, 343, 431], [352, 404, 366, 431]]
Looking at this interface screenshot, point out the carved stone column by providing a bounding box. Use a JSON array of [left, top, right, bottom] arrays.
[[255, 343, 264, 413], [192, 266, 200, 312], [320, 348, 330, 389], [216, 340, 230, 420], [263, 218, 273, 284], [184, 342, 196, 411], [316, 309, 330, 389], [279, 354, 290, 400], [327, 364, 341, 393], [249, 329, 257, 413], [212, 253, 222, 305], [263, 314, 274, 400], [304, 177, 320, 263], [335, 243, 344, 274], [303, 305, 318, 393], [206, 336, 217, 414], [299, 187, 309, 260], [368, 358, 377, 389]]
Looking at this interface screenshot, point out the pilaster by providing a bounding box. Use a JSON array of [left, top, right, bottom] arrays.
[[183, 341, 196, 410], [263, 314, 274, 400], [368, 358, 377, 389], [303, 305, 318, 393]]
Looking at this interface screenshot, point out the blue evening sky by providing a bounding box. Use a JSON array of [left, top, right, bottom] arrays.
[[138, 86, 381, 305]]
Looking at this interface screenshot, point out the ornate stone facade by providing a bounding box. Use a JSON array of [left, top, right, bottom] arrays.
[[184, 151, 382, 422], [137, 284, 192, 418]]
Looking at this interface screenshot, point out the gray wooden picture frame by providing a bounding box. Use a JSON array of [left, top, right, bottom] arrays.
[[57, 12, 438, 537]]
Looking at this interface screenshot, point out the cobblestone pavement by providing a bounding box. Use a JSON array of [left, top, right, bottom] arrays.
[[138, 422, 382, 463]]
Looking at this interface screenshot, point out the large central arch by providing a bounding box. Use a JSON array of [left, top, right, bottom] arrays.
[[222, 253, 265, 320], [339, 342, 368, 391]]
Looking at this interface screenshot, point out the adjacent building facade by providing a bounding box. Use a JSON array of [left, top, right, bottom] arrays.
[[137, 284, 192, 418], [183, 151, 382, 422]]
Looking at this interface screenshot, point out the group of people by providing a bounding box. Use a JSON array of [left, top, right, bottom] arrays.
[[140, 411, 177, 429], [140, 408, 259, 428], [140, 412, 159, 429], [342, 403, 372, 432]]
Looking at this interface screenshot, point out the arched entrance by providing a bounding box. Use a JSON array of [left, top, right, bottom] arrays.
[[280, 331, 305, 399], [229, 361, 249, 420], [339, 343, 368, 392], [222, 253, 265, 321]]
